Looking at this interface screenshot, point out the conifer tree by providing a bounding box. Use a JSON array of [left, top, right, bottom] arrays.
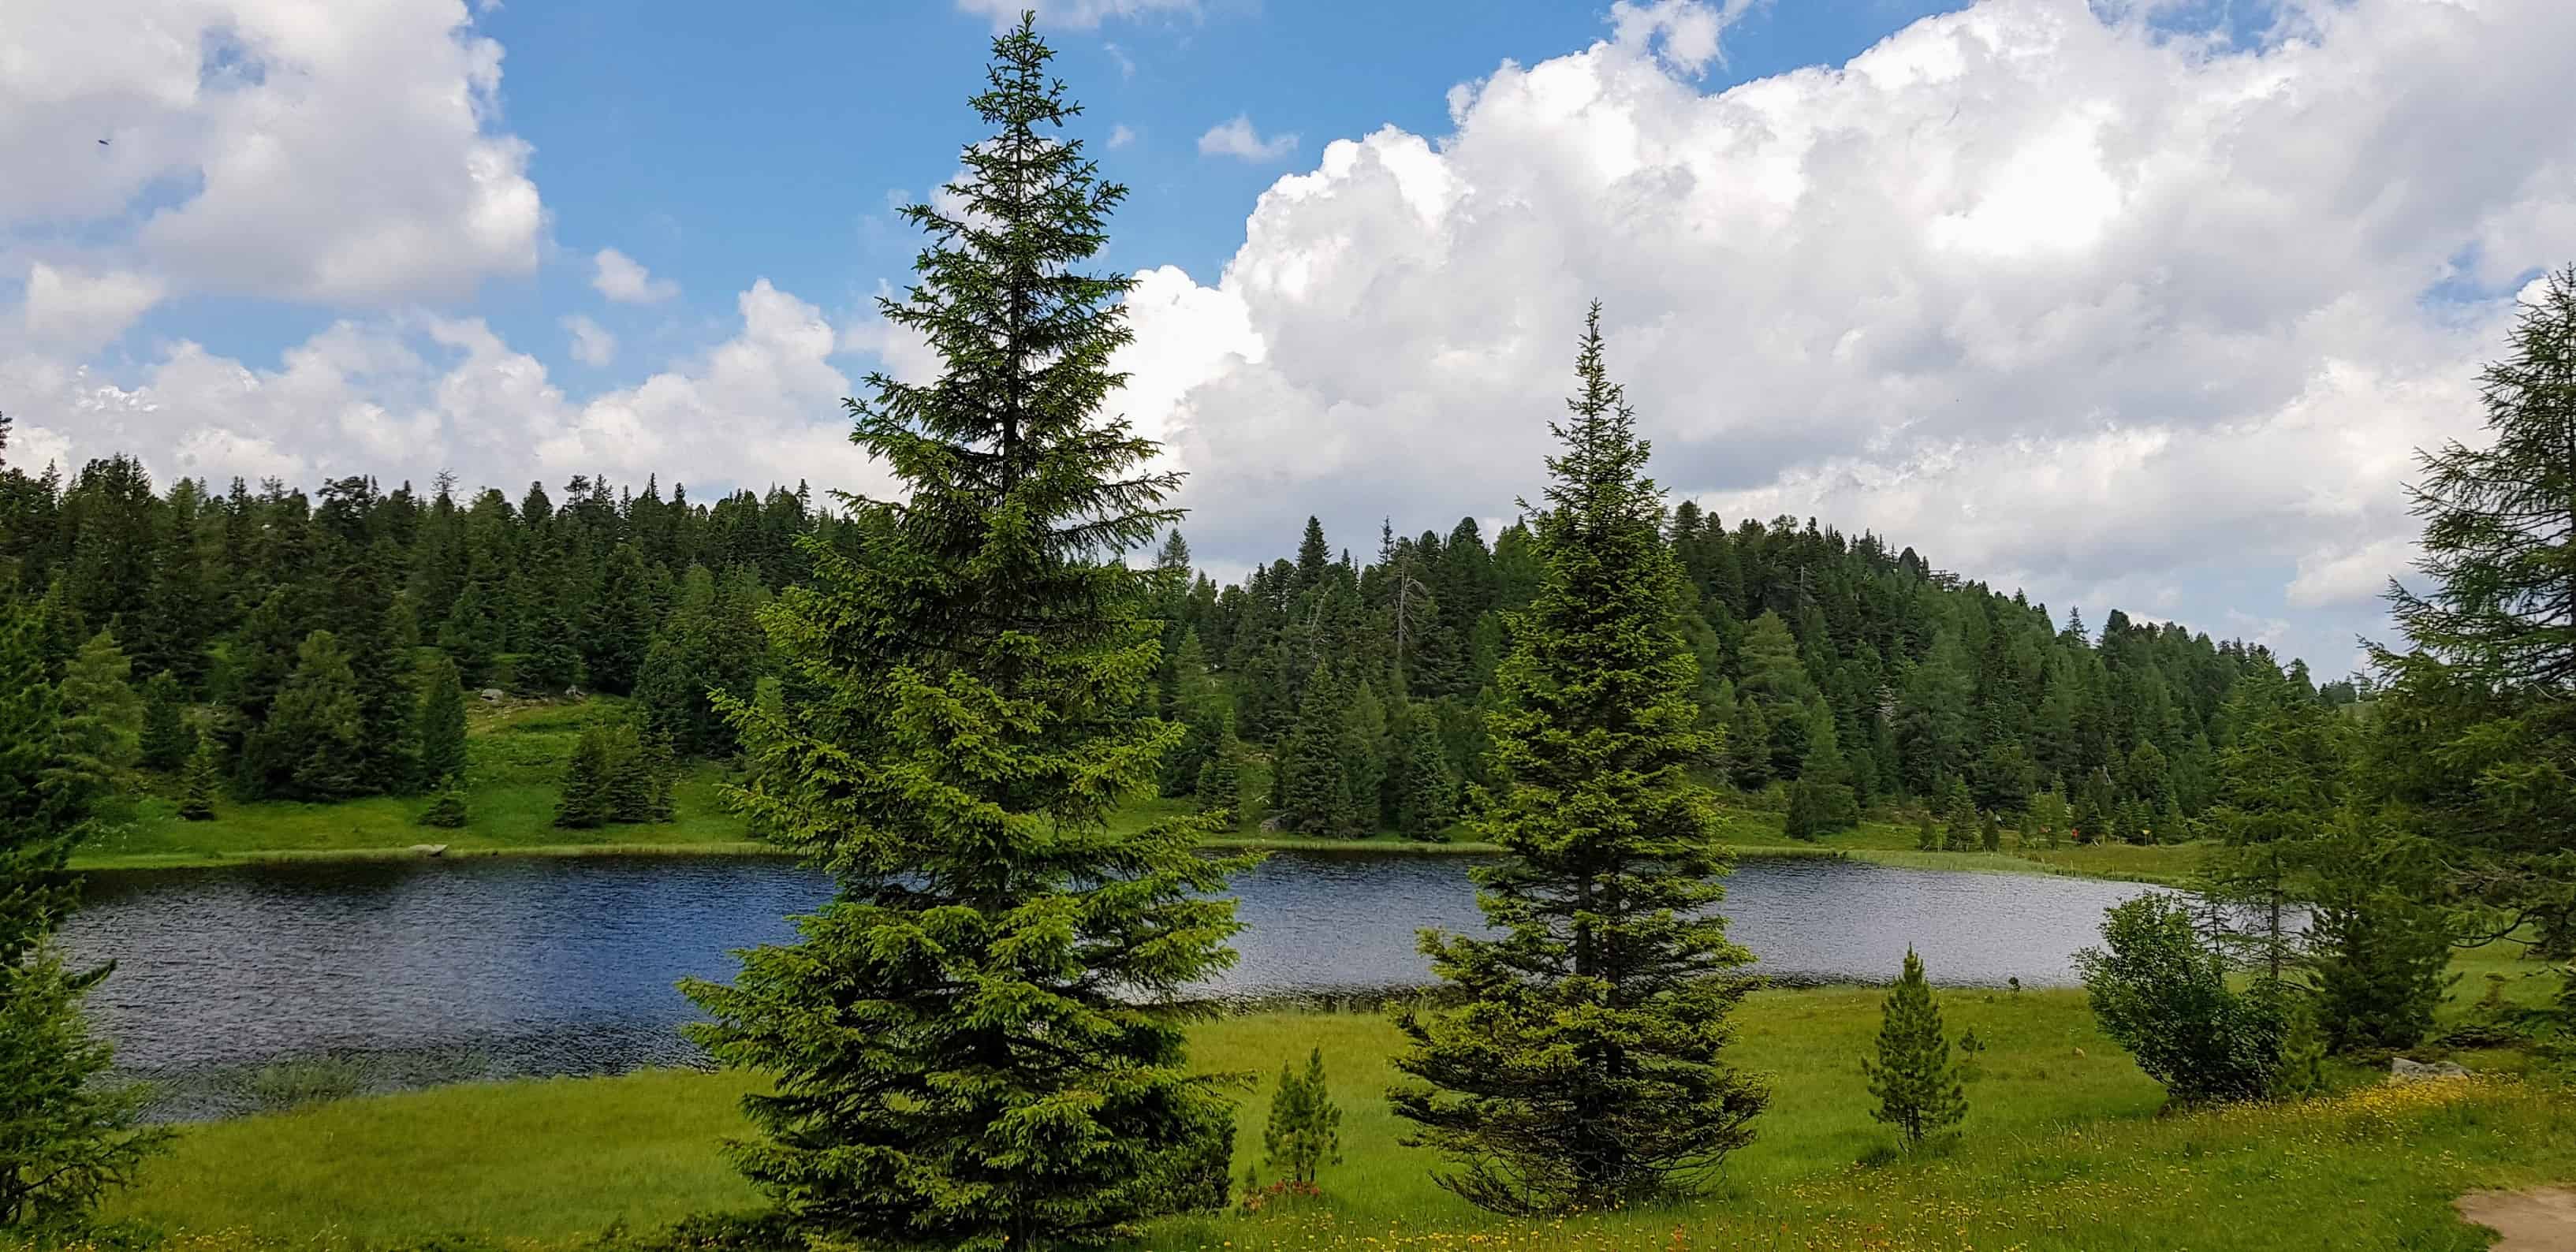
[[1914, 808, 1940, 851], [2200, 666, 2346, 982], [138, 671, 192, 773], [677, 20, 1246, 1247], [1262, 1047, 1343, 1189], [1784, 777, 1825, 840], [1862, 948, 1967, 1149], [1342, 680, 1391, 828], [437, 580, 501, 682], [1279, 667, 1361, 836], [412, 654, 469, 792], [1193, 714, 1244, 829], [177, 739, 222, 822], [2366, 267, 2576, 949], [582, 545, 657, 695], [53, 631, 143, 819], [606, 721, 657, 824], [1391, 304, 1767, 1216], [1392, 712, 1456, 839], [2303, 825, 2455, 1053], [259, 631, 367, 800], [522, 607, 583, 695], [417, 778, 468, 829], [0, 601, 168, 1231], [553, 724, 611, 829]]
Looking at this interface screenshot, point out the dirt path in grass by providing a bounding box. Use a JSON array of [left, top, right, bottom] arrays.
[[2458, 1187, 2576, 1250]]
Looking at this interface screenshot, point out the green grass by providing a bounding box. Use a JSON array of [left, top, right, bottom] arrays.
[[77, 701, 755, 870], [99, 959, 2573, 1250]]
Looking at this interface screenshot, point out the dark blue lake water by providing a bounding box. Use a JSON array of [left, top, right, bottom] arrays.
[[62, 852, 2160, 1118]]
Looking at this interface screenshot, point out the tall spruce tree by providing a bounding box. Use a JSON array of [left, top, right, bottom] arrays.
[[259, 631, 368, 801], [177, 739, 222, 822], [1862, 948, 1967, 1149], [1392, 710, 1456, 839], [677, 19, 1247, 1248], [1389, 304, 1767, 1215], [552, 724, 612, 829], [53, 631, 143, 821], [412, 654, 469, 791], [138, 671, 192, 773]]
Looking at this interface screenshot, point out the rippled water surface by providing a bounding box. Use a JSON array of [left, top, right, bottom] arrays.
[[63, 853, 2158, 1118]]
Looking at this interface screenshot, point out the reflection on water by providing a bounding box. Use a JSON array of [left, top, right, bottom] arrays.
[[63, 852, 2158, 1119]]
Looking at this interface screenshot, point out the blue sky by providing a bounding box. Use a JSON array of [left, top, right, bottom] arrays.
[[140, 0, 1983, 377], [7, 0, 2574, 674]]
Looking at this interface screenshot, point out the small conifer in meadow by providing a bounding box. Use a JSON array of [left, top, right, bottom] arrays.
[[418, 777, 468, 829], [1862, 947, 1966, 1150], [1914, 810, 1939, 851], [553, 725, 612, 829], [177, 740, 222, 822], [1262, 1047, 1343, 1190]]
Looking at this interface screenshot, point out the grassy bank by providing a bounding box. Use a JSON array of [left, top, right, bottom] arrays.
[[75, 697, 2206, 883], [98, 973, 2567, 1250]]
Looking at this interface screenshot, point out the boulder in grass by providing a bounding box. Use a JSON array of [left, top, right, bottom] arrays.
[[479, 688, 505, 703], [408, 844, 449, 858]]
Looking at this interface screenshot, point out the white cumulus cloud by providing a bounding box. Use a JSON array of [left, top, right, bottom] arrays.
[[19, 263, 166, 352], [1, 0, 542, 305], [561, 315, 617, 367], [2, 280, 890, 502], [591, 248, 679, 304], [954, 0, 1195, 31], [1199, 115, 1299, 162], [1104, 0, 2576, 668]]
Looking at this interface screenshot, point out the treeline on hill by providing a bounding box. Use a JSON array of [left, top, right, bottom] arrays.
[[0, 464, 824, 812], [1146, 509, 2354, 842], [0, 442, 2354, 837]]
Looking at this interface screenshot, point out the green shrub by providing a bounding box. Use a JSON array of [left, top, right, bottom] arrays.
[[2077, 893, 2285, 1106]]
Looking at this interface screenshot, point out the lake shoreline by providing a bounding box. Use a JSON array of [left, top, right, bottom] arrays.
[[70, 835, 2202, 886]]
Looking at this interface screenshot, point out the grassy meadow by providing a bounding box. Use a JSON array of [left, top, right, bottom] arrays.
[[73, 695, 2205, 883], [95, 971, 2572, 1251]]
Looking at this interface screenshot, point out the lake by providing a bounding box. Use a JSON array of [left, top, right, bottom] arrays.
[[62, 851, 2162, 1119]]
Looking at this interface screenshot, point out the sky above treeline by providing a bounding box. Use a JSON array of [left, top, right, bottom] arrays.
[[6, 0, 2572, 675]]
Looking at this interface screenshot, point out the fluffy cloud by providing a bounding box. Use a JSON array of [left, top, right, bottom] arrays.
[[591, 248, 679, 304], [561, 315, 617, 367], [20, 263, 166, 352], [1109, 0, 2576, 668], [1609, 0, 1760, 75], [2, 0, 541, 304], [953, 0, 1195, 31], [1199, 115, 1299, 162], [2, 279, 889, 501], [1109, 124, 1138, 149]]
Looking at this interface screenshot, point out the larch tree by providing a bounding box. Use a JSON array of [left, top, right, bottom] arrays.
[[2198, 666, 2347, 983], [2372, 263, 2576, 954], [1389, 303, 1768, 1216], [677, 16, 1247, 1250]]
